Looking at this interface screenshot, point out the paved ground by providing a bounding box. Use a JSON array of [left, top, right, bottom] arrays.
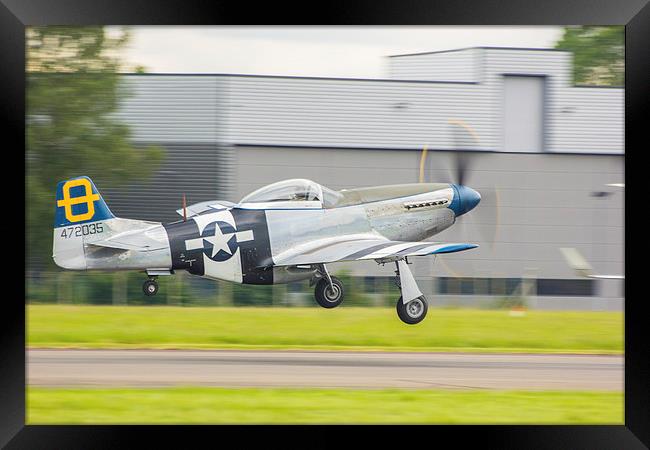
[[27, 349, 623, 390]]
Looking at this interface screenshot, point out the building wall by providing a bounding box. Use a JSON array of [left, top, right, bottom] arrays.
[[104, 76, 234, 220], [223, 75, 488, 151], [111, 63, 622, 159], [234, 145, 624, 301], [388, 48, 624, 154], [106, 73, 624, 280], [388, 48, 481, 82], [550, 86, 624, 153], [101, 143, 226, 223], [100, 56, 624, 307], [112, 75, 222, 143], [481, 48, 623, 154]]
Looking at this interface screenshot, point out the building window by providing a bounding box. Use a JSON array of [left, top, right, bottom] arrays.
[[438, 277, 485, 295], [436, 277, 595, 297], [536, 279, 594, 296]]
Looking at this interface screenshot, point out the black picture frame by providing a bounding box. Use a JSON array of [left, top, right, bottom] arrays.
[[4, 0, 647, 447]]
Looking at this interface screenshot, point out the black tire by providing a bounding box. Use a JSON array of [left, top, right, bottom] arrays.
[[396, 296, 428, 324], [314, 277, 344, 308], [143, 279, 159, 296]]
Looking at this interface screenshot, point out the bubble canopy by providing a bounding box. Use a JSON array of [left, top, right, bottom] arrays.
[[239, 179, 342, 208]]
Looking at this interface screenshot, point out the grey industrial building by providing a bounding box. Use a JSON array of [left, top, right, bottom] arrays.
[[103, 47, 624, 310]]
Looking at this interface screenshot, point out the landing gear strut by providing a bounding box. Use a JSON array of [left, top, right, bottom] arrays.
[[313, 264, 344, 308], [393, 258, 428, 324], [142, 277, 159, 296]]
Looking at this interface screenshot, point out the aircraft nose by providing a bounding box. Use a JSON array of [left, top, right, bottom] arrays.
[[449, 184, 481, 217], [463, 186, 481, 213]]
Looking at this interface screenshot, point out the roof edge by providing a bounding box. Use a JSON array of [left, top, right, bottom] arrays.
[[112, 72, 479, 85], [388, 46, 570, 58]]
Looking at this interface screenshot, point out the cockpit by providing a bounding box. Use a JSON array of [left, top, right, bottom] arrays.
[[237, 178, 451, 210], [238, 179, 343, 209]]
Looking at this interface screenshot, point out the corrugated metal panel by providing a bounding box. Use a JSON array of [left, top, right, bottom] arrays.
[[105, 76, 236, 217], [224, 76, 491, 151], [110, 48, 623, 155], [112, 76, 221, 143], [223, 49, 622, 153], [549, 87, 623, 153], [385, 48, 623, 154], [483, 49, 566, 153], [388, 48, 480, 82], [236, 147, 623, 281], [480, 49, 623, 154], [101, 143, 230, 223], [483, 48, 573, 84]]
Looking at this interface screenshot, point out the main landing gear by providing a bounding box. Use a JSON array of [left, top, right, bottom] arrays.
[[310, 260, 427, 324], [393, 258, 428, 325], [312, 264, 344, 308], [396, 295, 428, 325]]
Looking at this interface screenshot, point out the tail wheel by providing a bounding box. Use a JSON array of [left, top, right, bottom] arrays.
[[396, 296, 428, 324], [314, 277, 344, 308], [143, 279, 159, 296]]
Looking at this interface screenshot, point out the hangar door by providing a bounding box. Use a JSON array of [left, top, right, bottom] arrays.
[[503, 75, 545, 152]]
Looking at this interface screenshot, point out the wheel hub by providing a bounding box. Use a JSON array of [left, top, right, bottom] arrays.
[[325, 285, 340, 302], [406, 299, 424, 318]]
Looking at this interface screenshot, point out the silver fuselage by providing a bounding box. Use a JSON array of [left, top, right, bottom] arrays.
[[57, 183, 461, 284], [265, 188, 456, 258]]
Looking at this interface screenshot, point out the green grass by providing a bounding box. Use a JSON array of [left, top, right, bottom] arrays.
[[27, 387, 623, 424], [27, 305, 623, 354]]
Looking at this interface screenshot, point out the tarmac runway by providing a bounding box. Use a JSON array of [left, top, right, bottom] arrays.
[[27, 349, 623, 390]]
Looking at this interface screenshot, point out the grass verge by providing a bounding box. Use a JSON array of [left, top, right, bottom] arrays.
[[28, 305, 623, 354], [27, 387, 623, 424]]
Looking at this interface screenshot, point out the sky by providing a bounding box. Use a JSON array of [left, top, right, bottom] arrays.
[[114, 26, 564, 78]]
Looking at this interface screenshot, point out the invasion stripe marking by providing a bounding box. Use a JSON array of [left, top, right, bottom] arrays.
[[362, 243, 418, 260], [391, 243, 439, 257], [342, 242, 396, 261]]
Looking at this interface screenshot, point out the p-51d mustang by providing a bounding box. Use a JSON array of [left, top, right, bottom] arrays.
[[53, 175, 480, 324]]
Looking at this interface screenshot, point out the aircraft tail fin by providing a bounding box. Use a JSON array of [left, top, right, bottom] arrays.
[[52, 176, 116, 269], [54, 176, 115, 228]]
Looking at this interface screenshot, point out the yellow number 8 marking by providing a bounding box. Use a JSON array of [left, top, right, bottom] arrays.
[[56, 179, 100, 223]]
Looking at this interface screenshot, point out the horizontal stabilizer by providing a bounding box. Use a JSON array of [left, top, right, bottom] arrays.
[[86, 227, 168, 252], [86, 240, 162, 252]]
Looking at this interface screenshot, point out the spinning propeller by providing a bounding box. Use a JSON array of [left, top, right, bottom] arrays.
[[418, 119, 501, 253]]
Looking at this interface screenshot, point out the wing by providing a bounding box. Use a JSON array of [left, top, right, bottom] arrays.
[[268, 234, 478, 267]]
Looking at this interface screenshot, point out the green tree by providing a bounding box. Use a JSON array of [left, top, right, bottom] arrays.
[[26, 26, 163, 270], [555, 26, 624, 86]]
